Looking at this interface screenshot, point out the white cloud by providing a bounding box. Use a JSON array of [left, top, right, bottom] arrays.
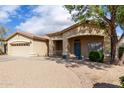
[[0, 5, 20, 23], [16, 16, 46, 34], [16, 5, 74, 35]]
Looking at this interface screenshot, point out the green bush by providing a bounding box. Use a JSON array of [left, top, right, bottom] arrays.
[[89, 51, 104, 63], [119, 76, 124, 88], [118, 47, 124, 59]]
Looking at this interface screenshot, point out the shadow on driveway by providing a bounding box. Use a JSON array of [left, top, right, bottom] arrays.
[[93, 83, 120, 88], [45, 57, 113, 70], [80, 61, 112, 70], [45, 57, 66, 64]]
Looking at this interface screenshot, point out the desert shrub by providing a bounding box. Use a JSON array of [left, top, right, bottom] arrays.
[[89, 51, 104, 63], [119, 76, 124, 88], [118, 47, 124, 59]]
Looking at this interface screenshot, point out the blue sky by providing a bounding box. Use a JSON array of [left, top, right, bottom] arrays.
[[0, 5, 73, 37], [0, 5, 123, 37]]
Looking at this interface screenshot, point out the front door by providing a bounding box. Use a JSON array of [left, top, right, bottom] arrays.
[[74, 40, 81, 59]]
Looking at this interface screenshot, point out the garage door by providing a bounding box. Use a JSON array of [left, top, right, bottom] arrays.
[[10, 43, 30, 57]]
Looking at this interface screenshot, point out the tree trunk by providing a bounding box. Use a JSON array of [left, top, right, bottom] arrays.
[[109, 6, 119, 64], [110, 26, 118, 64], [110, 36, 118, 64]]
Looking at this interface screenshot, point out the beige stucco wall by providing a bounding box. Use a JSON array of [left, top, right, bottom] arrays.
[[48, 39, 54, 56], [7, 34, 48, 57], [32, 40, 48, 56]]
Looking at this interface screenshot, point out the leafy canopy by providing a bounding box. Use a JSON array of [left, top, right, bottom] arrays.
[[64, 5, 124, 33], [0, 26, 8, 38]]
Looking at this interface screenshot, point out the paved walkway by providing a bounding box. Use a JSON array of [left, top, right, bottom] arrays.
[[0, 56, 82, 88]]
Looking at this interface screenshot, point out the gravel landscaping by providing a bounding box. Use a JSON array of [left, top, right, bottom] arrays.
[[66, 61, 124, 88]]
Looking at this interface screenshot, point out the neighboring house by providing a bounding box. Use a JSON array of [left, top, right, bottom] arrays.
[[116, 35, 124, 59], [6, 31, 49, 57], [118, 36, 124, 47], [115, 35, 124, 64], [47, 22, 111, 60]]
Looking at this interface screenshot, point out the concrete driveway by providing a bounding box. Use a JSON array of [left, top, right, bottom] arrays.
[[0, 55, 82, 88]]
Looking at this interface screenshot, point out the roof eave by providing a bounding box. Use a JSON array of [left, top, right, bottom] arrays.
[[6, 31, 48, 42]]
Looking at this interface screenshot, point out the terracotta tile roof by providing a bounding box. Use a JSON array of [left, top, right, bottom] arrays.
[[6, 31, 49, 41], [41, 35, 50, 39]]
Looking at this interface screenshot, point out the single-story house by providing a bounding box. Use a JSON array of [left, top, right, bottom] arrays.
[[1, 22, 113, 61], [47, 22, 111, 60], [6, 31, 49, 57]]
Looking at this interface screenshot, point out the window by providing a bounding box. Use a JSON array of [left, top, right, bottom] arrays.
[[11, 43, 30, 46], [88, 42, 103, 52]]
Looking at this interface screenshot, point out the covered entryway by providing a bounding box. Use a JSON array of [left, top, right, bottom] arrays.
[[9, 41, 31, 57], [68, 35, 104, 59], [53, 40, 63, 56]]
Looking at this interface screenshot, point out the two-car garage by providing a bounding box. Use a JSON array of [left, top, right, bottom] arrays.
[[9, 41, 31, 57], [7, 31, 49, 57]]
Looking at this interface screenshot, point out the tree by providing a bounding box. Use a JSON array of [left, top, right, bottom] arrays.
[[0, 26, 8, 38], [0, 26, 8, 45], [0, 26, 8, 54], [64, 5, 124, 64]]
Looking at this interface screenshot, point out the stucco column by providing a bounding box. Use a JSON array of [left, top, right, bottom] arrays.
[[49, 39, 54, 56], [62, 38, 69, 59]]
